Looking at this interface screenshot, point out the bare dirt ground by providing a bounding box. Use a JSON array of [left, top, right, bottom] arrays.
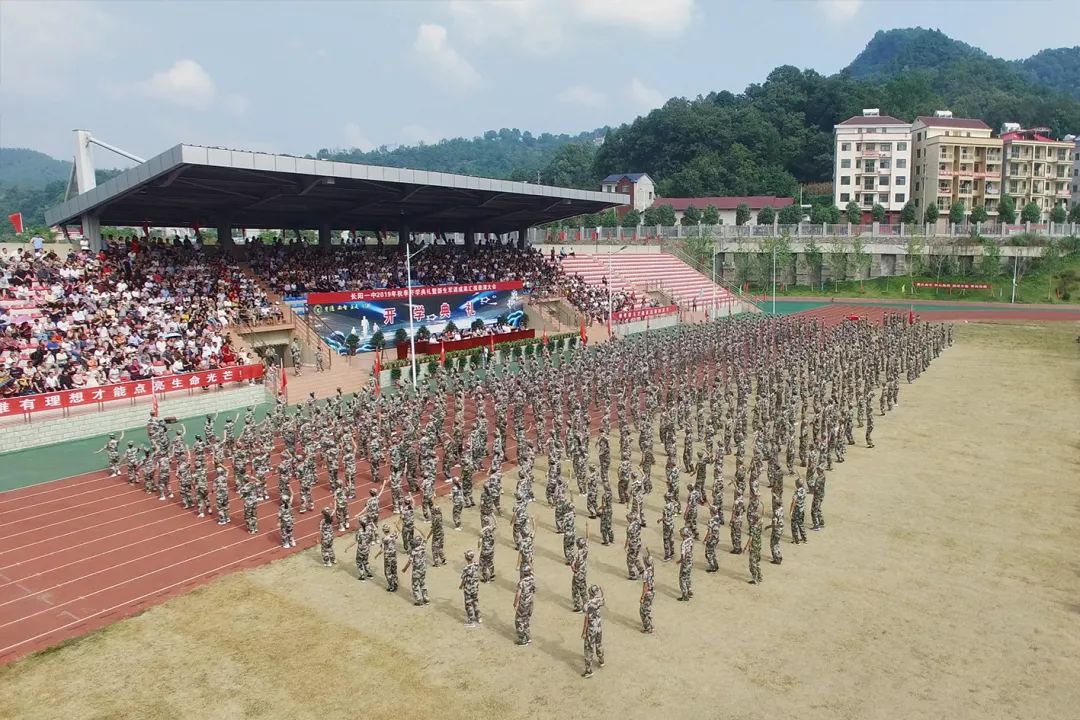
[[2, 321, 1078, 720]]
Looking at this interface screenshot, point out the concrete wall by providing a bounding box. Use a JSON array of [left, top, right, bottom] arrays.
[[0, 384, 268, 454]]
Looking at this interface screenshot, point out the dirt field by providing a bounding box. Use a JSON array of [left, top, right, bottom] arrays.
[[2, 321, 1078, 720]]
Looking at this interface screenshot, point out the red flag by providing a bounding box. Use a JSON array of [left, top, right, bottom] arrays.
[[373, 353, 382, 397], [440, 341, 446, 366], [579, 316, 587, 346], [542, 326, 548, 345], [279, 367, 287, 396], [576, 229, 582, 242], [607, 313, 612, 338], [488, 333, 495, 353], [151, 392, 159, 418], [909, 305, 915, 325], [8, 212, 23, 235]]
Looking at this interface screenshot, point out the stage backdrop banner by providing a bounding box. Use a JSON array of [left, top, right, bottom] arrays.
[[308, 281, 527, 354]]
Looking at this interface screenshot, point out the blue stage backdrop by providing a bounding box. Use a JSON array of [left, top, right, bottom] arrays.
[[305, 281, 527, 354]]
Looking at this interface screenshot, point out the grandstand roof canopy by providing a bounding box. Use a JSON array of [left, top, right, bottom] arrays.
[[45, 144, 628, 233]]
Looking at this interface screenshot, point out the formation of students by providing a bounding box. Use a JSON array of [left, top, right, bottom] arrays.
[[100, 312, 951, 678]]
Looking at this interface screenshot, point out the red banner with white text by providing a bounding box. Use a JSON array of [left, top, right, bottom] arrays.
[[306, 281, 524, 306], [0, 364, 264, 417], [913, 282, 990, 290], [610, 304, 679, 324]]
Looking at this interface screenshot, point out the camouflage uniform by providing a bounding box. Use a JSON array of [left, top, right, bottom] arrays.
[[810, 473, 825, 530], [515, 567, 536, 645], [382, 530, 399, 591], [451, 481, 465, 529], [599, 487, 614, 545], [571, 539, 589, 612], [408, 538, 430, 605], [214, 469, 230, 525], [748, 506, 763, 584], [661, 495, 678, 561], [678, 530, 694, 601], [704, 510, 721, 572], [639, 561, 655, 633], [194, 466, 209, 517], [278, 499, 296, 548], [479, 522, 496, 582], [791, 482, 808, 543], [430, 506, 446, 566], [241, 480, 258, 534], [770, 504, 784, 564], [582, 589, 605, 677], [461, 555, 481, 626], [319, 514, 336, 566], [624, 514, 644, 579]]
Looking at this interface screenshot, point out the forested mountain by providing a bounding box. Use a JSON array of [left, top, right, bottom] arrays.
[[315, 128, 606, 183], [1016, 47, 1080, 101], [0, 148, 71, 189]]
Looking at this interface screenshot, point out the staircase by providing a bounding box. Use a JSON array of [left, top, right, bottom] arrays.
[[560, 252, 741, 311]]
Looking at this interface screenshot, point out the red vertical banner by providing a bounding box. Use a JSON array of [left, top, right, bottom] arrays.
[[373, 353, 382, 396], [151, 392, 159, 417], [579, 317, 587, 345], [8, 212, 23, 234], [439, 341, 446, 366]]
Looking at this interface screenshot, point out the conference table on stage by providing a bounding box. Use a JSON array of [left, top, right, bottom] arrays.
[[396, 328, 536, 359]]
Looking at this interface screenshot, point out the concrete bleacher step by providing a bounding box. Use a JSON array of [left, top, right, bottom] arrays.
[[566, 252, 736, 308]]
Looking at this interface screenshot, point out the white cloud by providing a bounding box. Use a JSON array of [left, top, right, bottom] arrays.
[[817, 0, 862, 23], [627, 78, 664, 110], [0, 1, 114, 93], [344, 123, 375, 152], [141, 60, 217, 108], [447, 0, 695, 54], [558, 85, 608, 109], [576, 0, 694, 38], [401, 124, 440, 145], [413, 23, 483, 90]]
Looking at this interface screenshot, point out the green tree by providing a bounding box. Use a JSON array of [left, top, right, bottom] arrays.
[[845, 201, 861, 224], [620, 209, 641, 228], [682, 205, 703, 225], [1040, 239, 1065, 300], [701, 205, 720, 225], [735, 204, 751, 226], [900, 200, 918, 224], [1069, 203, 1080, 222], [949, 201, 966, 224], [978, 238, 1001, 279], [599, 209, 618, 227], [777, 204, 802, 225], [683, 226, 714, 268], [756, 206, 775, 225], [998, 195, 1017, 224], [800, 238, 824, 287], [923, 203, 939, 224], [871, 204, 886, 223], [850, 236, 871, 289], [1050, 204, 1067, 224], [1021, 201, 1041, 224], [969, 205, 989, 224], [644, 204, 676, 226], [733, 253, 755, 287], [826, 238, 850, 289], [905, 234, 925, 283]]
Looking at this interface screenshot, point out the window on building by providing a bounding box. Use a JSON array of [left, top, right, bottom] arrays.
[[916, 149, 921, 159], [840, 176, 850, 185], [879, 176, 889, 186], [863, 193, 875, 205], [914, 181, 921, 192], [894, 193, 905, 203], [865, 161, 876, 172], [895, 176, 906, 186], [840, 193, 850, 202], [866, 143, 875, 151], [881, 159, 891, 169], [842, 143, 850, 151], [880, 142, 892, 152], [898, 142, 907, 151], [841, 159, 851, 169], [897, 159, 907, 168], [879, 193, 889, 203]]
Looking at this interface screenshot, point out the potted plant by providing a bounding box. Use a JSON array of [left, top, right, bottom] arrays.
[[394, 327, 408, 346], [345, 333, 359, 357], [416, 325, 430, 342], [371, 329, 385, 357], [444, 320, 458, 336], [471, 318, 485, 333]]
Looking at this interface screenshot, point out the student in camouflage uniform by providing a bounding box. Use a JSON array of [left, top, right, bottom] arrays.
[[747, 498, 763, 584], [381, 524, 399, 592], [291, 339, 302, 376], [684, 482, 703, 540], [403, 531, 430, 606], [581, 585, 606, 678], [770, 502, 784, 564], [570, 536, 589, 612], [315, 346, 325, 373], [214, 467, 230, 525], [400, 499, 416, 552], [194, 465, 210, 518], [624, 512, 645, 579], [677, 526, 695, 601], [599, 485, 614, 545], [810, 471, 826, 530], [157, 453, 172, 500], [460, 550, 481, 627], [241, 479, 258, 534], [790, 477, 808, 543], [354, 517, 374, 579], [479, 518, 496, 582], [100, 432, 122, 477], [639, 554, 655, 634], [704, 505, 722, 572], [661, 492, 678, 561], [123, 442, 138, 484], [177, 459, 193, 509], [278, 495, 296, 548], [319, 508, 336, 567], [729, 493, 745, 554], [514, 562, 536, 645], [333, 483, 350, 531], [429, 505, 446, 566], [364, 486, 382, 531], [450, 479, 465, 530]]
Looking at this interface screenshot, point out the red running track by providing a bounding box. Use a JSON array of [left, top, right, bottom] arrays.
[[793, 303, 1080, 326]]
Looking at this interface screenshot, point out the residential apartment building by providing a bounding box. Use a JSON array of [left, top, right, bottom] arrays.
[[911, 112, 1002, 221], [1067, 134, 1080, 208], [999, 124, 1073, 221], [832, 109, 913, 222]]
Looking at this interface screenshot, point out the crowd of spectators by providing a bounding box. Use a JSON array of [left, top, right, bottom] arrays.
[[0, 240, 275, 399], [247, 240, 561, 297], [554, 273, 649, 324]]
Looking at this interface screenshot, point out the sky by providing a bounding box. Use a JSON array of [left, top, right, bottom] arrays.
[[2, 0, 1079, 166]]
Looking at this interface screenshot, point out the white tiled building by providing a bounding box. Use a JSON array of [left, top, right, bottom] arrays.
[[832, 109, 913, 223], [1068, 135, 1080, 208]]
